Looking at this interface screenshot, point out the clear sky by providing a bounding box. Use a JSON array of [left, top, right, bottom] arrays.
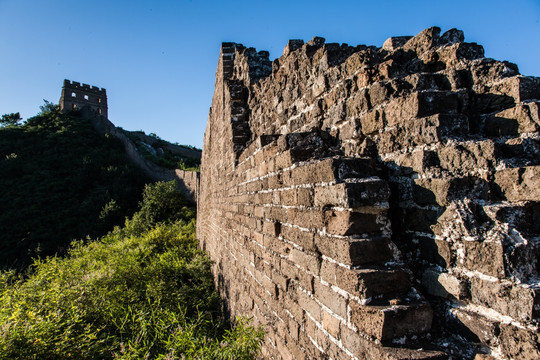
[[1, 0, 539, 148]]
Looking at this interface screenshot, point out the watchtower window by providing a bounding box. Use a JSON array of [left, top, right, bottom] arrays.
[[98, 108, 102, 114], [97, 98, 102, 103], [71, 92, 76, 98], [72, 104, 77, 110], [84, 95, 89, 100]]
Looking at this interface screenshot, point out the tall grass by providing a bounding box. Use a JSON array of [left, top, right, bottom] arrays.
[[0, 182, 264, 359]]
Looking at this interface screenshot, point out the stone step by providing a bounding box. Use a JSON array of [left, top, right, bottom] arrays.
[[472, 75, 540, 114], [375, 113, 469, 153], [382, 347, 449, 360], [493, 165, 540, 201], [333, 265, 411, 299], [481, 101, 540, 136], [494, 136, 540, 168], [350, 301, 433, 342], [314, 179, 390, 209], [446, 305, 540, 359], [316, 235, 394, 267]]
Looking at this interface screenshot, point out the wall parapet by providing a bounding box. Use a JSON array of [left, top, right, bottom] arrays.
[[199, 27, 540, 359]]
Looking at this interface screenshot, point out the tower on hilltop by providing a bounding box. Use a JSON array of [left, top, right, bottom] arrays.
[[59, 79, 108, 118]]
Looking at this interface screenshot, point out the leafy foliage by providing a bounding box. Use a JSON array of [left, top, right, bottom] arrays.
[[0, 181, 264, 359], [0, 103, 148, 269], [0, 112, 22, 127]]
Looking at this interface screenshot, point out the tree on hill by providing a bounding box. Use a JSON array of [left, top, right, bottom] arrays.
[[0, 112, 22, 127]]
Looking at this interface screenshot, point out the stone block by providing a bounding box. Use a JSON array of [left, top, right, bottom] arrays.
[[322, 309, 341, 339], [350, 302, 433, 341], [296, 187, 314, 206], [360, 108, 384, 135], [262, 220, 281, 237], [494, 166, 540, 201], [403, 27, 441, 55], [271, 268, 289, 291], [280, 188, 296, 205], [335, 157, 380, 180], [384, 91, 461, 127], [313, 280, 348, 318], [498, 322, 540, 360], [382, 36, 413, 51], [470, 277, 539, 321], [489, 75, 540, 104], [346, 88, 371, 117], [290, 208, 324, 230], [390, 149, 440, 174], [274, 150, 294, 170], [421, 268, 468, 300], [384, 348, 449, 360], [334, 266, 410, 298], [461, 240, 505, 278], [482, 101, 540, 135], [473, 355, 496, 360], [414, 175, 488, 207], [405, 73, 451, 92], [267, 173, 282, 189], [370, 81, 394, 107], [281, 225, 316, 251], [314, 180, 389, 208], [319, 259, 337, 284], [315, 235, 393, 266], [265, 206, 287, 223], [297, 288, 322, 322], [436, 42, 484, 68], [451, 307, 500, 345], [324, 210, 384, 236], [283, 39, 304, 57], [437, 140, 495, 173], [289, 248, 320, 275], [488, 202, 540, 236]]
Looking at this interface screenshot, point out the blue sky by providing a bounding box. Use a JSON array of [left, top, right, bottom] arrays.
[[1, 0, 539, 148]]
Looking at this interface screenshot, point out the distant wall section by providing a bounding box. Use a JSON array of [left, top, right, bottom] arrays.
[[59, 79, 199, 202]]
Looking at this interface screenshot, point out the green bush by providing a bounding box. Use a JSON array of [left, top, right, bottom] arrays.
[[0, 182, 264, 359]]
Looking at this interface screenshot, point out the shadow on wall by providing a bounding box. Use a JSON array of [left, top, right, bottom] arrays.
[[380, 118, 540, 356]]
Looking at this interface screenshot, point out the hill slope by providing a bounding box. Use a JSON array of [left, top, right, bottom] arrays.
[[0, 105, 149, 269]]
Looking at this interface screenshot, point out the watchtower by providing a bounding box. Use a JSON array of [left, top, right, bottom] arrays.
[[59, 79, 108, 118]]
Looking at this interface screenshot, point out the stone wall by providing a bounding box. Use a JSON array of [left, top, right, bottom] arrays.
[[197, 27, 540, 359], [83, 109, 199, 202]]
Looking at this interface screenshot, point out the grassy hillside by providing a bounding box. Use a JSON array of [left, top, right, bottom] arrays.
[[0, 104, 148, 269], [0, 181, 264, 359]]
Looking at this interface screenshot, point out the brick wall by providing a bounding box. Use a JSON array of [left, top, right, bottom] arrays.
[[198, 27, 540, 359]]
